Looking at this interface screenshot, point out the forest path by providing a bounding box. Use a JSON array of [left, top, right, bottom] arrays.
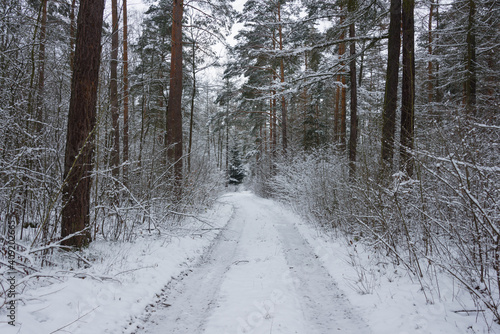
[[139, 191, 371, 334]]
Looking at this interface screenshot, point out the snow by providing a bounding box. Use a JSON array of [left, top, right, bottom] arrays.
[[293, 215, 497, 334], [1, 191, 496, 333], [0, 201, 234, 334]]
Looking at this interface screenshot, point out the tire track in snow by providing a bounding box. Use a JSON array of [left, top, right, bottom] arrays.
[[268, 203, 372, 333], [134, 197, 244, 334], [137, 192, 371, 333]]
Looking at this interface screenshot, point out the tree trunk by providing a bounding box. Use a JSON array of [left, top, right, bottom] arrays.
[[380, 0, 401, 176], [269, 97, 274, 154], [122, 0, 129, 186], [271, 29, 277, 159], [278, 2, 287, 154], [358, 40, 365, 87], [225, 102, 229, 186], [465, 0, 476, 113], [61, 0, 105, 248], [188, 41, 196, 174], [166, 0, 184, 195], [340, 71, 347, 150], [110, 0, 120, 180], [334, 75, 340, 142], [434, 0, 442, 103], [70, 0, 77, 70], [427, 0, 434, 106], [348, 0, 358, 179], [36, 0, 47, 134], [339, 14, 347, 150], [400, 0, 415, 176]]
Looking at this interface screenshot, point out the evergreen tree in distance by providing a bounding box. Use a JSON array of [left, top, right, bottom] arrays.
[[229, 147, 246, 185]]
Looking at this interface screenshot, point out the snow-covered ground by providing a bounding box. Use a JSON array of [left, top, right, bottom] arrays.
[[1, 191, 497, 333]]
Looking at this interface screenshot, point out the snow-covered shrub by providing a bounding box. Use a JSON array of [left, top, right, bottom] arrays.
[[267, 128, 500, 323]]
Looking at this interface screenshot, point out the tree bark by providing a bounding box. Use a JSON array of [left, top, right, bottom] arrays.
[[465, 0, 476, 113], [348, 0, 358, 179], [278, 2, 287, 154], [400, 0, 415, 176], [188, 40, 196, 173], [36, 0, 47, 134], [339, 14, 347, 150], [225, 92, 229, 185], [358, 40, 365, 87], [334, 75, 340, 142], [110, 0, 120, 180], [427, 0, 434, 106], [166, 0, 184, 195], [434, 0, 442, 103], [380, 0, 401, 176], [271, 29, 277, 158], [61, 0, 105, 248], [122, 0, 129, 186]]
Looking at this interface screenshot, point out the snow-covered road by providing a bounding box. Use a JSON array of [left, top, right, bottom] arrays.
[[140, 192, 371, 334], [2, 192, 492, 334]]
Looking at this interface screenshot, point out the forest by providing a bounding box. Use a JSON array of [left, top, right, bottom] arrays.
[[0, 0, 499, 331]]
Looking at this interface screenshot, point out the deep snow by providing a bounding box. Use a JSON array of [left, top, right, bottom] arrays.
[[1, 191, 496, 333]]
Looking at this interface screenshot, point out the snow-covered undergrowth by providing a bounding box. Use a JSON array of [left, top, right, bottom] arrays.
[[0, 199, 234, 333], [294, 219, 495, 333], [267, 147, 500, 333]]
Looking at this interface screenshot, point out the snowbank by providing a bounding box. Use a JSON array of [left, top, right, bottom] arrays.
[[0, 199, 234, 334]]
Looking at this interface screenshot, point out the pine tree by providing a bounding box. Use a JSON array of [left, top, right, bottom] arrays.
[[122, 0, 130, 185], [400, 0, 415, 176], [348, 0, 358, 179], [229, 147, 246, 184], [61, 0, 105, 248], [380, 0, 401, 177], [166, 0, 184, 196], [110, 0, 121, 182]]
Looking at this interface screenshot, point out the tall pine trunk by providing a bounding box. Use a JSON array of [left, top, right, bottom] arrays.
[[188, 40, 196, 173], [122, 0, 129, 186], [278, 2, 287, 154], [348, 0, 358, 179], [400, 0, 415, 176], [380, 0, 401, 177], [61, 0, 105, 248], [166, 0, 184, 196], [110, 0, 120, 180]]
